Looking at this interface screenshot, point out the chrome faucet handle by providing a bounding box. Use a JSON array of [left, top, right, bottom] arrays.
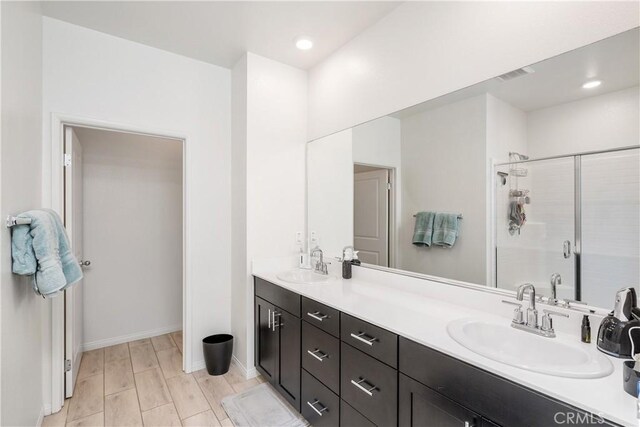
[[560, 299, 586, 308], [502, 300, 524, 324], [541, 309, 569, 332]]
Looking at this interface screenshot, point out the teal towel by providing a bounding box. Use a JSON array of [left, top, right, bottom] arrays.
[[432, 213, 460, 248], [412, 212, 435, 247], [11, 209, 83, 296]]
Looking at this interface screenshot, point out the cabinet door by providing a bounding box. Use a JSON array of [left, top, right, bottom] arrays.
[[399, 374, 480, 427], [255, 297, 277, 383], [276, 308, 301, 411]]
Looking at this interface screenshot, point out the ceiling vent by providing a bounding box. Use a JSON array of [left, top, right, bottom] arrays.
[[495, 66, 535, 82]]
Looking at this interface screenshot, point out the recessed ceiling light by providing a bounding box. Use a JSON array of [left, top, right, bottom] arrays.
[[295, 37, 313, 51], [582, 80, 602, 89]]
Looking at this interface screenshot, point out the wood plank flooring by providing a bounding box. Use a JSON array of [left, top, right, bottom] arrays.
[[43, 331, 264, 427]]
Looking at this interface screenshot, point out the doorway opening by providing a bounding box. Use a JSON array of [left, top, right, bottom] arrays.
[[353, 164, 395, 267], [62, 125, 185, 399]]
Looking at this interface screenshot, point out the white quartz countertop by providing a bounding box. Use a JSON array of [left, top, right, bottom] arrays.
[[252, 267, 636, 426]]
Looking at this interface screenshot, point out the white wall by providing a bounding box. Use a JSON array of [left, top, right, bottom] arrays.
[[42, 18, 231, 380], [231, 53, 307, 371], [352, 117, 401, 266], [0, 1, 46, 425], [230, 55, 249, 375], [400, 95, 487, 284], [527, 86, 640, 158], [308, 1, 639, 140], [307, 129, 354, 259], [79, 129, 182, 348]]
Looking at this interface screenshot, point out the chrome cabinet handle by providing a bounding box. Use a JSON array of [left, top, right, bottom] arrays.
[[563, 240, 571, 259], [350, 332, 376, 346], [79, 260, 91, 267], [307, 311, 328, 322], [268, 309, 271, 329], [272, 312, 281, 331], [306, 400, 327, 417], [350, 378, 376, 396], [307, 349, 329, 362]]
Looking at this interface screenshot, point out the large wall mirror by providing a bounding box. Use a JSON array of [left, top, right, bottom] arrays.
[[307, 28, 639, 309]]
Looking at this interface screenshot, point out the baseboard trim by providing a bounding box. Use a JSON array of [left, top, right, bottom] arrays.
[[189, 355, 257, 380], [37, 405, 46, 426], [232, 355, 258, 379], [80, 324, 182, 352]]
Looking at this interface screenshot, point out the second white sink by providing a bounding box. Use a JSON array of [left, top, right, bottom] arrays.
[[447, 318, 613, 379], [277, 269, 336, 285]]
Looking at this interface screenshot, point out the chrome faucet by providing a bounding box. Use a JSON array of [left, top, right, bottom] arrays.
[[502, 283, 569, 338], [310, 247, 329, 275], [550, 273, 562, 301], [517, 283, 538, 327]]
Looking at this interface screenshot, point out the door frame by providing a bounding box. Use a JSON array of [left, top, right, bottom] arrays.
[[353, 163, 396, 268], [48, 113, 190, 413]]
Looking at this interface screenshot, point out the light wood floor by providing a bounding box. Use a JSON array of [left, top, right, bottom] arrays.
[[43, 331, 263, 427]]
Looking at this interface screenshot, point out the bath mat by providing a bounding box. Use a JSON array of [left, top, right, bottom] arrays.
[[221, 383, 309, 427]]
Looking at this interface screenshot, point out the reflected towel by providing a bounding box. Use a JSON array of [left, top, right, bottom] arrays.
[[11, 209, 82, 296], [432, 213, 460, 248], [412, 211, 435, 247]]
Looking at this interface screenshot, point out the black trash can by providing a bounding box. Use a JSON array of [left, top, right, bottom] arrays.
[[202, 334, 233, 376]]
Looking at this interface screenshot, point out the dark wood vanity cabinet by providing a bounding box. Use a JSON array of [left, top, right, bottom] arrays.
[[254, 279, 301, 410], [399, 373, 483, 427], [254, 277, 620, 427]]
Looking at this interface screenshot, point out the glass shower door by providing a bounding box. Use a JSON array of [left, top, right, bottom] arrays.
[[580, 148, 640, 307], [494, 157, 576, 300]]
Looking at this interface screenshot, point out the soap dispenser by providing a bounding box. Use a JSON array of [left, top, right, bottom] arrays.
[[342, 246, 354, 279]]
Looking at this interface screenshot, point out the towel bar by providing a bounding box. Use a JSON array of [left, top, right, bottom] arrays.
[[6, 216, 32, 228], [413, 213, 463, 219]]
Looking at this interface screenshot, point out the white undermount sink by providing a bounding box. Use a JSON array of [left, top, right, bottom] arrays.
[[277, 269, 336, 285], [447, 318, 613, 379]]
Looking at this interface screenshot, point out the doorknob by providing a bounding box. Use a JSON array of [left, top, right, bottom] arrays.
[[79, 260, 91, 267]]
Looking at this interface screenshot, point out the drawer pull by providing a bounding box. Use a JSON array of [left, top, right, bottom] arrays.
[[350, 332, 377, 346], [307, 348, 329, 362], [268, 309, 271, 328], [272, 312, 281, 331], [307, 400, 328, 417], [350, 378, 377, 396], [307, 311, 328, 322]]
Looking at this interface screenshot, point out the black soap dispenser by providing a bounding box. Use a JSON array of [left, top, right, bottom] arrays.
[[581, 315, 591, 343], [342, 246, 354, 279]]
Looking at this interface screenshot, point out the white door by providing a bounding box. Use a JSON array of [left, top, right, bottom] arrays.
[[64, 127, 84, 397], [354, 169, 389, 266]]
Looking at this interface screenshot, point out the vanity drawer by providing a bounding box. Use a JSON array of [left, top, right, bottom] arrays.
[[254, 277, 300, 317], [302, 297, 340, 337], [340, 400, 376, 427], [341, 313, 398, 368], [341, 343, 398, 427], [302, 370, 340, 427], [399, 337, 618, 427], [302, 321, 340, 393]]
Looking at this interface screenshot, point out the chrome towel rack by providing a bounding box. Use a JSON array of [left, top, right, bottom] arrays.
[[6, 216, 32, 228], [413, 213, 463, 219]]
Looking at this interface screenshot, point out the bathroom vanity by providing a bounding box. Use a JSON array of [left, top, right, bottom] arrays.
[[253, 273, 630, 426]]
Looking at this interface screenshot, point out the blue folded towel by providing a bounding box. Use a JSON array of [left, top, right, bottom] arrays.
[[412, 211, 436, 247], [432, 213, 460, 248], [11, 209, 83, 296]]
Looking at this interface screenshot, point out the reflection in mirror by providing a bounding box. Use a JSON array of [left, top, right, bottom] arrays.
[[307, 28, 639, 308]]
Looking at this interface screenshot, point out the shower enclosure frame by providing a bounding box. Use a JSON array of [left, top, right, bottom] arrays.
[[492, 144, 639, 301]]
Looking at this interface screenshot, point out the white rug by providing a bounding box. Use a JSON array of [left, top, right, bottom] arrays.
[[221, 383, 309, 427]]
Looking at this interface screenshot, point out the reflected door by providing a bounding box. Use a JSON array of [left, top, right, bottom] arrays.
[[495, 157, 576, 300], [354, 169, 389, 266]]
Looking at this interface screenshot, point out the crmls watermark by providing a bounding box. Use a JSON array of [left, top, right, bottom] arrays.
[[553, 412, 605, 425]]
